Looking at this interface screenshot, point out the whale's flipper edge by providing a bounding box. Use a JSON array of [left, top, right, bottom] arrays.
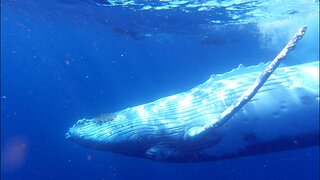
[[185, 26, 308, 141]]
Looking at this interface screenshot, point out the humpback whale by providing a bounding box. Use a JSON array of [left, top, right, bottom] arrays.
[[66, 27, 319, 162]]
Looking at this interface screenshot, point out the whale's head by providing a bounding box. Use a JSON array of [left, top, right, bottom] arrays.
[[66, 118, 112, 149], [66, 114, 149, 155]]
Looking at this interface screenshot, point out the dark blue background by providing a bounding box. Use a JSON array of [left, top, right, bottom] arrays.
[[1, 0, 319, 179]]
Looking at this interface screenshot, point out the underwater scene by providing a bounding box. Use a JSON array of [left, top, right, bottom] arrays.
[[1, 0, 319, 179]]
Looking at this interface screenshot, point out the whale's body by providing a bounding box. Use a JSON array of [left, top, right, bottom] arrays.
[[66, 28, 319, 162], [67, 60, 319, 162]]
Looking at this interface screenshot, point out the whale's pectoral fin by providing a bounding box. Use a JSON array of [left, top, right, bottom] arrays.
[[184, 26, 307, 142]]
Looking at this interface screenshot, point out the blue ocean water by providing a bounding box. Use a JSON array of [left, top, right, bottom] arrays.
[[1, 0, 319, 179]]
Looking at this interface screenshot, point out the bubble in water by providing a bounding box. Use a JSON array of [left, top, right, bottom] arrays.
[[273, 112, 280, 118], [280, 101, 288, 111]]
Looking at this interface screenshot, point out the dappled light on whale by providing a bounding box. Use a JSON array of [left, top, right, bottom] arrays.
[[67, 27, 319, 162]]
